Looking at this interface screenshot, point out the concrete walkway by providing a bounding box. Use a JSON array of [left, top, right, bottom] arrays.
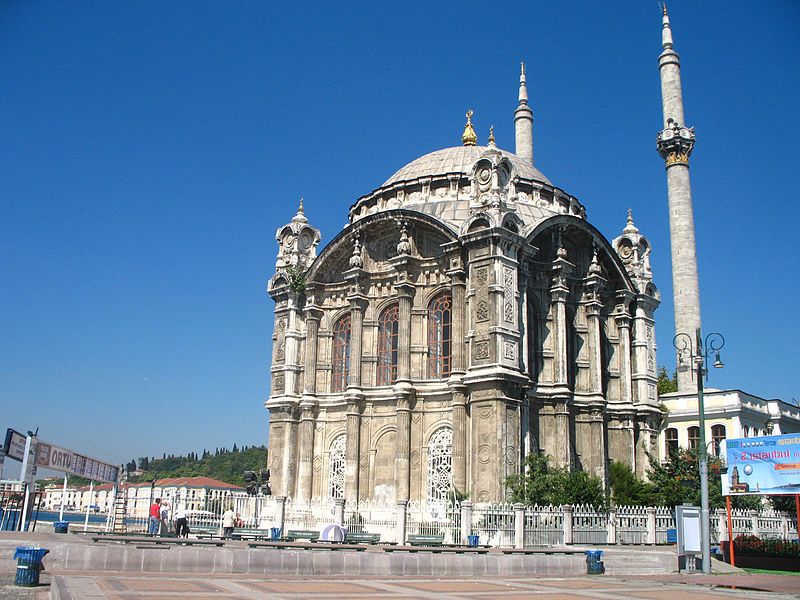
[[45, 572, 800, 599]]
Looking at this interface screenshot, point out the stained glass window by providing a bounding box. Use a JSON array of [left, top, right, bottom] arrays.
[[427, 427, 453, 504], [331, 314, 351, 392], [428, 293, 452, 378], [377, 304, 399, 385], [328, 435, 346, 500]]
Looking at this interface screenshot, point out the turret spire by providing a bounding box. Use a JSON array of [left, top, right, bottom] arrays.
[[462, 109, 477, 146], [514, 62, 534, 165]]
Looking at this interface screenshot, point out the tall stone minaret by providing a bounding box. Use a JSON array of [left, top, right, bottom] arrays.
[[655, 5, 700, 391], [514, 62, 534, 165]]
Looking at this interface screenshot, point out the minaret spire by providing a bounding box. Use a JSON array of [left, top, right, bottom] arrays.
[[514, 62, 534, 165], [655, 6, 701, 392]]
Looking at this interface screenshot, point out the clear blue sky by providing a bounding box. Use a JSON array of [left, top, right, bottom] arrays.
[[2, 1, 798, 473]]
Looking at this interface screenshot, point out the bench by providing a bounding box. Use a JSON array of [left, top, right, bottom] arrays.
[[248, 540, 367, 552], [344, 532, 381, 544], [90, 534, 224, 547], [284, 529, 319, 542], [406, 534, 444, 546]]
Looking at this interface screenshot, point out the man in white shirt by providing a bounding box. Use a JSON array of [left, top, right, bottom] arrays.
[[222, 507, 235, 538]]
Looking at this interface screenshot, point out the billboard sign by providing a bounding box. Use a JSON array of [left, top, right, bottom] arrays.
[[723, 433, 800, 496], [33, 441, 119, 483], [3, 429, 28, 462]]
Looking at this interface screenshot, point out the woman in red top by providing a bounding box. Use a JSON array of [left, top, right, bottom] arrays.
[[148, 498, 161, 535]]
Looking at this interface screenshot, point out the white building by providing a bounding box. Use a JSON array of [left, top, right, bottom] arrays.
[[658, 388, 800, 460]]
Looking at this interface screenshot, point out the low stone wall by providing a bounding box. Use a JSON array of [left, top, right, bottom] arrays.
[[1, 532, 676, 577]]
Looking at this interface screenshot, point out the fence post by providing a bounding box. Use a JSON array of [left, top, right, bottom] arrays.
[[646, 506, 656, 545], [606, 509, 617, 544], [780, 512, 789, 539], [460, 500, 472, 545], [396, 500, 408, 544], [563, 505, 573, 545], [333, 498, 345, 526], [749, 510, 759, 538], [275, 496, 286, 537], [514, 503, 525, 549], [715, 509, 727, 542]]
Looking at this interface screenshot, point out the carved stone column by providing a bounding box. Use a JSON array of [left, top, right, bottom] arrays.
[[553, 400, 571, 469], [345, 398, 362, 502], [347, 296, 366, 389], [296, 403, 316, 501], [302, 306, 322, 395], [281, 406, 299, 498], [449, 266, 467, 374], [450, 385, 468, 494], [584, 253, 606, 400], [394, 392, 413, 502], [550, 251, 571, 394], [396, 285, 414, 382], [615, 295, 633, 405]]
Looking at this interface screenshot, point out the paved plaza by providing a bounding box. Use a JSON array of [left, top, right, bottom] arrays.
[[3, 572, 791, 600]]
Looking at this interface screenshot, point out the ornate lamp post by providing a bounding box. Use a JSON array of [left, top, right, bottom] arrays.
[[673, 327, 725, 574]]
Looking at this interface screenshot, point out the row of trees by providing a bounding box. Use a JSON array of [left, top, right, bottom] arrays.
[[126, 444, 257, 474], [506, 448, 793, 512]]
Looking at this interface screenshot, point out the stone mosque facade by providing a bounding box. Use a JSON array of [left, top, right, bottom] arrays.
[[265, 61, 666, 504]]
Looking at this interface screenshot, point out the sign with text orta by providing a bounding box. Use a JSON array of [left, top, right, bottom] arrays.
[[723, 433, 800, 496], [34, 441, 119, 484]]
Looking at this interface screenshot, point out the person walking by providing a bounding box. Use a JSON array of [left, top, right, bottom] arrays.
[[174, 505, 189, 538], [222, 507, 236, 539], [159, 500, 171, 536], [148, 498, 161, 535]]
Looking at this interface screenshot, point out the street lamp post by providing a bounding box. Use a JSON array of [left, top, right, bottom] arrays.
[[673, 327, 725, 574]]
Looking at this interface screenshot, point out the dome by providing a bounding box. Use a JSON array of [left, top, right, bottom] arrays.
[[382, 146, 551, 187]]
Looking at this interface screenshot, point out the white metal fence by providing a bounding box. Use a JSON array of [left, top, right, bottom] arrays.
[[113, 494, 799, 548]]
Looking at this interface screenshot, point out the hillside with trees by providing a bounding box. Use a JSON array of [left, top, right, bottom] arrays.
[[125, 445, 268, 487]]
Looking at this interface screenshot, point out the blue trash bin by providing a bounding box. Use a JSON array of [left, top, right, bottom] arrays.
[[585, 550, 604, 575], [666, 528, 677, 544], [14, 547, 49, 587], [270, 527, 282, 540], [467, 535, 479, 547], [54, 521, 69, 534]]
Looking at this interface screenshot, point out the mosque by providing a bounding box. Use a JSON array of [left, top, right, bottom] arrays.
[[265, 8, 697, 505]]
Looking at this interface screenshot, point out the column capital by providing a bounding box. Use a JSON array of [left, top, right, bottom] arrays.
[[656, 120, 695, 167]]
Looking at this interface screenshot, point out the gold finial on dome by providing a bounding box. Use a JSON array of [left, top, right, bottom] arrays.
[[462, 109, 477, 146], [488, 125, 496, 145]]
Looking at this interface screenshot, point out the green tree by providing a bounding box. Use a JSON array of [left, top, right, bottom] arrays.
[[657, 366, 678, 395], [608, 461, 656, 506], [506, 453, 607, 509], [646, 447, 761, 510]]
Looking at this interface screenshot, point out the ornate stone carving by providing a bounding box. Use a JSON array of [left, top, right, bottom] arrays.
[[656, 118, 695, 166], [503, 267, 514, 324], [478, 444, 491, 464], [410, 450, 420, 468], [476, 300, 489, 322], [275, 318, 286, 363], [275, 199, 321, 271], [504, 341, 515, 360], [473, 341, 489, 360], [313, 456, 322, 472], [273, 373, 285, 394]]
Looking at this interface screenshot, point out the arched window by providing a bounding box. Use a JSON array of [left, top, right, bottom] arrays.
[[427, 427, 453, 504], [331, 314, 351, 392], [665, 428, 678, 455], [328, 435, 346, 500], [377, 304, 399, 385], [688, 426, 700, 450], [742, 425, 749, 438], [428, 292, 452, 378], [711, 425, 726, 456]]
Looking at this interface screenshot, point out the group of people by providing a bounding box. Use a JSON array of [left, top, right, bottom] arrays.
[[148, 498, 189, 537]]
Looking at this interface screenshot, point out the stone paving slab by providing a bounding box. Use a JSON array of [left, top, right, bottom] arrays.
[[47, 573, 800, 600]]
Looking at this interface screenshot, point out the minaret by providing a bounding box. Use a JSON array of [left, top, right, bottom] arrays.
[[514, 62, 534, 164], [655, 5, 700, 392]]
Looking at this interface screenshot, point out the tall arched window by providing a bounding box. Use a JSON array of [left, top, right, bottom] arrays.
[[328, 435, 346, 500], [427, 427, 453, 504], [377, 304, 399, 385], [665, 428, 678, 455], [428, 292, 452, 378], [331, 314, 351, 392], [742, 425, 749, 438], [711, 425, 726, 456], [688, 426, 700, 450]]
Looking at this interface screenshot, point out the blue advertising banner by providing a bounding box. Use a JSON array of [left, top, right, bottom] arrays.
[[723, 433, 800, 496]]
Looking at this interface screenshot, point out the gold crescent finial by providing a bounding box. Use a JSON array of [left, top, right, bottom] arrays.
[[462, 108, 477, 146]]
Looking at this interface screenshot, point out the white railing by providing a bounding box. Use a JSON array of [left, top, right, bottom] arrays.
[[118, 494, 798, 548]]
